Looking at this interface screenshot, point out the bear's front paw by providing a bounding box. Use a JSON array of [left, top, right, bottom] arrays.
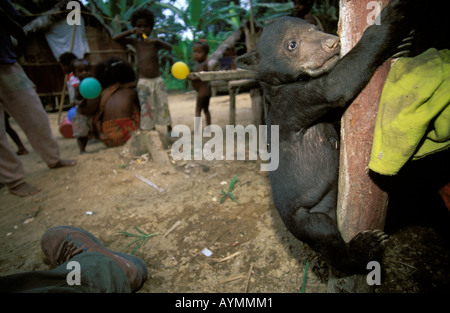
[[392, 30, 415, 58], [347, 230, 388, 269]]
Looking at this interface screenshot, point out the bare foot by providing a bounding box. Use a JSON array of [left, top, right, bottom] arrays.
[[49, 159, 77, 169], [16, 147, 29, 155], [9, 182, 41, 197]]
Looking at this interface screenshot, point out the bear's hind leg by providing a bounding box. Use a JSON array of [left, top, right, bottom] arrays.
[[287, 208, 388, 274]]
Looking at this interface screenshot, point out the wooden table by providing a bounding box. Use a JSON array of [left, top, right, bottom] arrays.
[[190, 70, 259, 125]]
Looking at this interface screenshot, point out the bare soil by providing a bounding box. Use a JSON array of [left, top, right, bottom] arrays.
[[1, 91, 449, 293]]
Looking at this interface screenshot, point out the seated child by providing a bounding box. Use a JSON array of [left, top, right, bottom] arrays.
[[71, 58, 100, 153], [187, 41, 212, 132], [94, 57, 140, 147]]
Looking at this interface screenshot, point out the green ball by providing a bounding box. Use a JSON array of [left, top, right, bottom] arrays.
[[79, 77, 102, 99]]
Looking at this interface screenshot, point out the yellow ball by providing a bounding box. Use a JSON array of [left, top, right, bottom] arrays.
[[171, 61, 190, 80]]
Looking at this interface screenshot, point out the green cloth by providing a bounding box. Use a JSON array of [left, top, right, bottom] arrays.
[[369, 48, 450, 176]]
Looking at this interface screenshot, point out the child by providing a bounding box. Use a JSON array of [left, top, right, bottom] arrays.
[[94, 57, 140, 147], [187, 41, 212, 131], [71, 58, 99, 153], [113, 8, 173, 136], [58, 52, 79, 103]]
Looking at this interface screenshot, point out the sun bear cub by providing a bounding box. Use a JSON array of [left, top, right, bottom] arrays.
[[236, 0, 414, 274]]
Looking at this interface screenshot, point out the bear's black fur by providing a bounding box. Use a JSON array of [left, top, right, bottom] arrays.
[[236, 0, 417, 274]]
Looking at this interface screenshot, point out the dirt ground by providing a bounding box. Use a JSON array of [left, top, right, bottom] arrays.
[[1, 91, 449, 293]]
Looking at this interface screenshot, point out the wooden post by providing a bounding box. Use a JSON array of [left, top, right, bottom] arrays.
[[57, 73, 68, 125], [248, 0, 256, 51], [337, 0, 391, 243], [327, 0, 393, 293], [229, 87, 236, 125]]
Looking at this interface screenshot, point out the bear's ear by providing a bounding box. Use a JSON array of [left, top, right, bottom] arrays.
[[235, 50, 259, 70]]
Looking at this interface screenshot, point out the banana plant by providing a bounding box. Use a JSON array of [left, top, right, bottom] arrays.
[[158, 0, 245, 43], [172, 34, 192, 65], [253, 1, 293, 21], [87, 0, 151, 33]]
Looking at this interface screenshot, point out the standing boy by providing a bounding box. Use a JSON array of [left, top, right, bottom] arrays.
[[113, 8, 173, 136], [187, 41, 212, 131]]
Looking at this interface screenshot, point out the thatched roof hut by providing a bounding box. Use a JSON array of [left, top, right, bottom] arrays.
[[19, 0, 126, 102]]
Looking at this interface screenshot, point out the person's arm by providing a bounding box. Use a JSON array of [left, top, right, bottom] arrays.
[[113, 28, 137, 45], [94, 118, 101, 136], [158, 39, 172, 51], [199, 60, 209, 72], [133, 90, 141, 113], [145, 38, 172, 51], [73, 86, 86, 107], [187, 61, 207, 81], [94, 118, 108, 141]]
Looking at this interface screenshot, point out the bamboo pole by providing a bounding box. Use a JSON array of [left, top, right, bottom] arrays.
[[248, 1, 256, 51], [57, 23, 77, 126]]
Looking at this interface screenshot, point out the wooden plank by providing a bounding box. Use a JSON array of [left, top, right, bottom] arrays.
[[189, 69, 255, 81], [228, 79, 259, 90], [85, 49, 125, 54]]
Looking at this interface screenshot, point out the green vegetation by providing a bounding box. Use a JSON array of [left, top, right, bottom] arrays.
[[220, 175, 239, 204], [118, 225, 158, 254], [13, 0, 338, 91]]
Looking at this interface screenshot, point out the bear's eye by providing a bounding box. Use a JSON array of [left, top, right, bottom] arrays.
[[288, 40, 298, 51]]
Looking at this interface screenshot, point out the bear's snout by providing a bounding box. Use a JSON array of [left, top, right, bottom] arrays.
[[322, 37, 340, 53]]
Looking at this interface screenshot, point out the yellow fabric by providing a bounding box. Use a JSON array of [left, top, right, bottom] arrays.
[[369, 48, 450, 176]]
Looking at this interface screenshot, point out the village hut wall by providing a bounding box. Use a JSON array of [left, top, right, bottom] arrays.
[[19, 0, 127, 107]]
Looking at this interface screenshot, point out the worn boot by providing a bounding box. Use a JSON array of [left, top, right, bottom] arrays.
[[41, 226, 148, 292]]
